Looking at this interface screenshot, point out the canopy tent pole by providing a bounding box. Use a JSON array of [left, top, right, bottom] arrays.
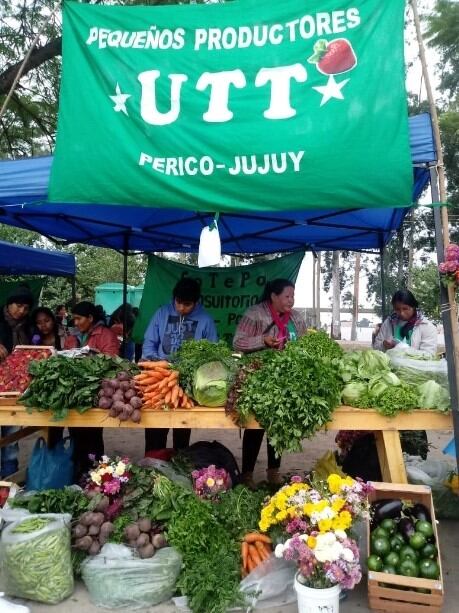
[[431, 167, 459, 471], [71, 277, 77, 308], [122, 235, 129, 359], [379, 247, 386, 320], [411, 0, 459, 470], [315, 252, 321, 329]]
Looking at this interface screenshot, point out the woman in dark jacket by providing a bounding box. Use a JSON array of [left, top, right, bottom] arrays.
[[0, 286, 33, 477]]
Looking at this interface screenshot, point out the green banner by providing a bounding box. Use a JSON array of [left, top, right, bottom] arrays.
[[132, 252, 304, 345], [50, 0, 412, 213]]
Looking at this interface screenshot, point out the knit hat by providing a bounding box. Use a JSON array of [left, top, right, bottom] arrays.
[[6, 286, 34, 307]]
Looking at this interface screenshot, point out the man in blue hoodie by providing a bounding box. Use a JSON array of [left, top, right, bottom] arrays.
[[142, 277, 218, 452]]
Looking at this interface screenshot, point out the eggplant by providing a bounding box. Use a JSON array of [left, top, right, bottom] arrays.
[[372, 499, 403, 525], [398, 517, 416, 542], [408, 503, 431, 523]]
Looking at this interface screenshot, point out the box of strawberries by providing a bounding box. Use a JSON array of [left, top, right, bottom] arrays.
[[0, 346, 52, 394]]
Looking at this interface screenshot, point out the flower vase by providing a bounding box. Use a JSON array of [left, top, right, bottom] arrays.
[[294, 573, 340, 613]]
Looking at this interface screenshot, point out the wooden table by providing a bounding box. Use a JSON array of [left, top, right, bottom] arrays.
[[0, 400, 453, 484]]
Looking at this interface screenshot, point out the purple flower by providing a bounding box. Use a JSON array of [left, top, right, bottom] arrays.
[[291, 475, 303, 483], [103, 480, 121, 495]]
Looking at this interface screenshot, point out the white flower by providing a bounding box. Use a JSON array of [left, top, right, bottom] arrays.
[[341, 547, 354, 562], [334, 530, 347, 541], [314, 533, 344, 563], [115, 461, 126, 476], [101, 455, 110, 464], [274, 543, 285, 558], [90, 471, 101, 485]]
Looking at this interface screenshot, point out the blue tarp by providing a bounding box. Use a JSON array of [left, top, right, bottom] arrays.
[[0, 114, 436, 254], [0, 240, 76, 277]]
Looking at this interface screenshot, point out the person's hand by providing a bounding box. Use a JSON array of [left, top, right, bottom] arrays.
[[0, 344, 8, 361], [263, 335, 281, 349], [383, 339, 396, 350]]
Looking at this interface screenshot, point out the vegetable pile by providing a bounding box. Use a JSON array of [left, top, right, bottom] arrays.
[[21, 354, 138, 419], [98, 371, 143, 422], [241, 532, 272, 576], [0, 347, 51, 393], [367, 498, 440, 581], [135, 360, 193, 410], [1, 514, 74, 604], [339, 349, 450, 416], [232, 331, 343, 455]]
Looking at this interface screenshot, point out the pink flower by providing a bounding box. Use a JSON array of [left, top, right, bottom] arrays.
[[291, 475, 303, 483], [445, 261, 459, 273], [103, 479, 121, 495]]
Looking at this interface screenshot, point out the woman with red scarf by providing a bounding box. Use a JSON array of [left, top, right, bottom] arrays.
[[233, 279, 307, 488]]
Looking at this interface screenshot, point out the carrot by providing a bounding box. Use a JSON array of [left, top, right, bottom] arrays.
[[138, 360, 170, 369], [164, 390, 172, 404], [255, 541, 270, 561], [241, 541, 249, 568], [171, 386, 179, 405], [244, 533, 272, 544], [248, 545, 262, 566], [178, 387, 184, 398], [246, 556, 256, 572]]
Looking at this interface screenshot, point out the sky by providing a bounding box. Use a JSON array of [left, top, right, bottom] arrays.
[[294, 0, 440, 312]]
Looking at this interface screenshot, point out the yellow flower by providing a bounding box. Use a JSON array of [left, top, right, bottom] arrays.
[[338, 511, 352, 530], [307, 536, 317, 549], [343, 476, 355, 488], [332, 498, 346, 513], [327, 474, 342, 494], [259, 520, 270, 532], [303, 503, 315, 517], [318, 519, 332, 533], [206, 477, 215, 487], [287, 507, 297, 518], [115, 461, 127, 476], [276, 510, 288, 521]]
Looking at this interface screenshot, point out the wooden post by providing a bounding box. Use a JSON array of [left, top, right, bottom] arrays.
[[316, 252, 321, 329], [331, 251, 341, 339], [351, 253, 361, 341], [312, 255, 317, 328], [411, 0, 459, 471]]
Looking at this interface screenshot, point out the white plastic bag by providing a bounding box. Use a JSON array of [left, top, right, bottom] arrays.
[[198, 221, 221, 268], [239, 554, 297, 610], [82, 543, 182, 609], [0, 513, 73, 604], [387, 347, 448, 388]]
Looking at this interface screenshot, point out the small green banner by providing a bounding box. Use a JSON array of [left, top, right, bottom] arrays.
[[50, 0, 412, 212], [132, 252, 304, 345]]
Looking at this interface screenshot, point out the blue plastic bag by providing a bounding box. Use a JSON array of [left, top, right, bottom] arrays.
[[26, 437, 74, 490]]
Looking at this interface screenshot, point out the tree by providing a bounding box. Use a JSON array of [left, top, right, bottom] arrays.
[[426, 0, 459, 99], [410, 261, 442, 323]]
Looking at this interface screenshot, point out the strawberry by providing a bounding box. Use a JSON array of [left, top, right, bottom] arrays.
[[308, 38, 357, 75]]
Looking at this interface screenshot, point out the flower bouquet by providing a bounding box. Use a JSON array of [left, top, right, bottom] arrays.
[[260, 474, 372, 612], [85, 455, 131, 497], [438, 243, 459, 288], [191, 464, 231, 500]]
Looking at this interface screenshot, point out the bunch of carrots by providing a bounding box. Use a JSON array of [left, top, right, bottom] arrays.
[[241, 532, 272, 577], [135, 360, 194, 410]]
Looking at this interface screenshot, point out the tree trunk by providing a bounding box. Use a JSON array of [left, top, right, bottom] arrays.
[[316, 252, 321, 329], [351, 253, 361, 341], [407, 211, 415, 288], [331, 251, 341, 340]]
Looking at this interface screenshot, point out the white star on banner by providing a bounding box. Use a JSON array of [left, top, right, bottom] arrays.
[[313, 75, 350, 107], [110, 83, 131, 116]]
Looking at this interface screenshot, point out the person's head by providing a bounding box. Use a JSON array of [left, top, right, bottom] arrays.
[[71, 301, 105, 333], [173, 277, 201, 316], [109, 303, 135, 329], [5, 286, 34, 321], [55, 304, 67, 319], [32, 307, 57, 337], [392, 290, 419, 321], [260, 279, 295, 313]]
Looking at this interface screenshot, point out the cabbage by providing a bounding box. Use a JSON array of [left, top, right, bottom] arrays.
[[341, 381, 368, 405], [418, 380, 450, 412], [356, 350, 391, 380], [368, 372, 401, 399], [192, 361, 230, 407], [339, 351, 361, 382]]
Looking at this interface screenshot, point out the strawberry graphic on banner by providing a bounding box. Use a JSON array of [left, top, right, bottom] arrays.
[[308, 38, 357, 75]]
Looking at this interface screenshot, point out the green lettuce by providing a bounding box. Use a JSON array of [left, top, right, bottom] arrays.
[[418, 380, 450, 412], [192, 361, 230, 407], [341, 381, 368, 405], [368, 371, 401, 399], [357, 350, 391, 380]]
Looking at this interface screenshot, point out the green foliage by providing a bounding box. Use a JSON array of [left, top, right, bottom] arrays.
[[10, 487, 92, 518], [410, 262, 441, 324], [427, 0, 459, 99], [235, 339, 342, 455]]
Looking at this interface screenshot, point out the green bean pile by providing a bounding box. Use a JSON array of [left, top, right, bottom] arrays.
[[2, 515, 74, 604]]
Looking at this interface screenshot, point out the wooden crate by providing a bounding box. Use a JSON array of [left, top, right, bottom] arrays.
[[367, 482, 444, 613]]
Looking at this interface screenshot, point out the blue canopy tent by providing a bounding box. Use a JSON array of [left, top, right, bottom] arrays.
[[0, 240, 76, 277], [0, 114, 435, 255]]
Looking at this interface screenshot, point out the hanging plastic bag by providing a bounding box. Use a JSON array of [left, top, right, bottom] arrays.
[[26, 437, 74, 491], [198, 219, 221, 268], [82, 543, 182, 609], [0, 513, 73, 604], [239, 555, 297, 610]]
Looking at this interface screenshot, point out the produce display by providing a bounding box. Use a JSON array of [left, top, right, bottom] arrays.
[[367, 498, 440, 580], [135, 360, 194, 409], [240, 532, 273, 576], [340, 349, 450, 415], [0, 347, 51, 393], [1, 514, 74, 604], [227, 332, 343, 455], [21, 354, 139, 419], [98, 371, 143, 422]]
